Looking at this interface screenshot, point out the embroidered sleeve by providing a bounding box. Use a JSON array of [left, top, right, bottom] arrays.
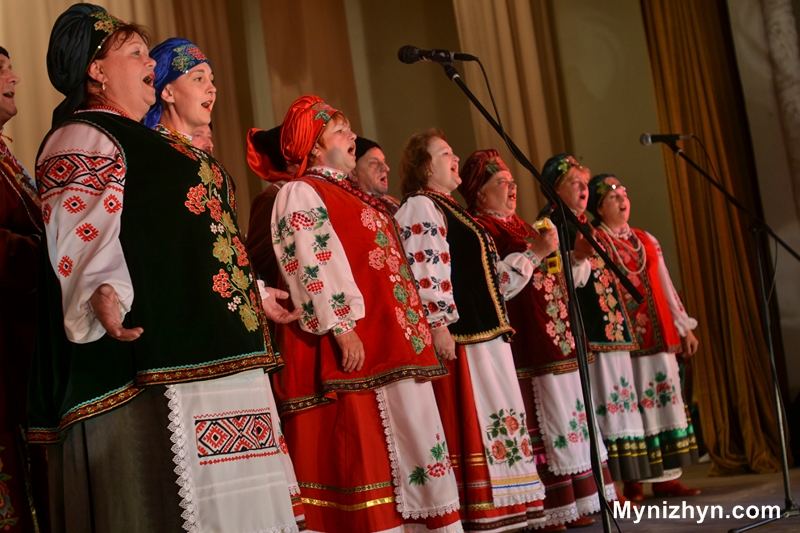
[[496, 251, 536, 300], [37, 123, 132, 344], [395, 195, 458, 328], [645, 231, 698, 335], [271, 180, 365, 335]]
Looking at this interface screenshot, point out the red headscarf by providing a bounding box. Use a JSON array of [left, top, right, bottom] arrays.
[[280, 95, 341, 179], [246, 126, 293, 183], [457, 149, 510, 209]]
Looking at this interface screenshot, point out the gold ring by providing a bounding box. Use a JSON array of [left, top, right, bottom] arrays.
[[348, 354, 355, 358]]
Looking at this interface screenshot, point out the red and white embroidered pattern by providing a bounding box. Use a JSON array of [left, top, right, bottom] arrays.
[[194, 410, 276, 457], [63, 196, 87, 213], [38, 152, 125, 201], [57, 256, 73, 277], [75, 222, 100, 242], [103, 194, 121, 213]]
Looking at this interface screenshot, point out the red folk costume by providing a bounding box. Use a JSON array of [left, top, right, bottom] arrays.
[[591, 175, 699, 482], [458, 151, 616, 528], [594, 225, 699, 477], [271, 96, 461, 533], [0, 131, 44, 533]]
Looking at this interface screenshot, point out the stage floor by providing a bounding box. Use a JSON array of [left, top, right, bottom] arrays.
[[579, 463, 800, 532]]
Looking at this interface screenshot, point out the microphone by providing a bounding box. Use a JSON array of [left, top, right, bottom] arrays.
[[640, 132, 693, 146], [397, 45, 477, 65]]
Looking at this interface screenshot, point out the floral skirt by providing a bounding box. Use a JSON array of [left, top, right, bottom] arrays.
[[631, 352, 699, 477], [590, 350, 652, 481], [525, 371, 617, 526], [433, 338, 545, 532]]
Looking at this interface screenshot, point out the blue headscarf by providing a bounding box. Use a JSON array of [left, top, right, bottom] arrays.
[[143, 37, 211, 129]]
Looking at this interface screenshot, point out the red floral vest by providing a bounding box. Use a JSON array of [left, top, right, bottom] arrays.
[[476, 213, 584, 377], [597, 228, 682, 356], [273, 177, 447, 414]]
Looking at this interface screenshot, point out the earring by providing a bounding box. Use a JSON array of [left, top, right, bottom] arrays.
[[426, 171, 432, 177], [101, 81, 106, 91]]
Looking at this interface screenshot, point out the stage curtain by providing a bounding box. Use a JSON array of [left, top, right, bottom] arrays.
[[451, 0, 569, 221], [258, 0, 363, 136], [762, 0, 800, 216], [640, 0, 784, 474]]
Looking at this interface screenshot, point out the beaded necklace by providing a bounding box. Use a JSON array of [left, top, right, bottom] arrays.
[[598, 222, 646, 275], [85, 105, 132, 120], [474, 207, 529, 238], [306, 166, 388, 213]]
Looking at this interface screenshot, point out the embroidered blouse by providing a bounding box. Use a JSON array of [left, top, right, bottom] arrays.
[[395, 194, 535, 329], [37, 112, 132, 343], [271, 166, 366, 336]]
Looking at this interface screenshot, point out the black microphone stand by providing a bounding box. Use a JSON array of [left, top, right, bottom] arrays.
[[438, 62, 643, 533], [659, 141, 799, 533]]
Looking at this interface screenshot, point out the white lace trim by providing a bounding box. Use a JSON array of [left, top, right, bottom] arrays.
[[543, 502, 579, 526], [492, 486, 546, 509], [166, 385, 199, 532], [643, 421, 689, 437], [245, 525, 298, 533], [574, 483, 617, 516], [531, 377, 600, 477], [374, 388, 460, 520]]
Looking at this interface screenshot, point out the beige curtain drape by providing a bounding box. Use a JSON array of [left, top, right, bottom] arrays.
[[451, 0, 569, 221], [640, 0, 784, 475], [259, 0, 363, 136], [0, 0, 176, 174]]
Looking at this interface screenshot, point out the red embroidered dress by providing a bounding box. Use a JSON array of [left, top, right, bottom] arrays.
[[397, 193, 547, 532], [271, 166, 460, 533], [0, 132, 44, 532], [474, 210, 617, 526]]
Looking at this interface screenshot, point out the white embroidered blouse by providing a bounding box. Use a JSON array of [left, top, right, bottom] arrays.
[[394, 194, 536, 329], [270, 166, 366, 336]]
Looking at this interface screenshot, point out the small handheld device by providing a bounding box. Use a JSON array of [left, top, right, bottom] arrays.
[[533, 218, 562, 274]]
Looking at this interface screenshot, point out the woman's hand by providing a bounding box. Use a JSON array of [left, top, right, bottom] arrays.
[[261, 287, 303, 324], [531, 227, 559, 261], [88, 284, 143, 341], [680, 329, 699, 357], [431, 325, 457, 360], [572, 230, 595, 263], [335, 330, 365, 372]]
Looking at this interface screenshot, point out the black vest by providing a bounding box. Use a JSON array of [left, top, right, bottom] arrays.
[[29, 112, 277, 442], [407, 190, 513, 344]]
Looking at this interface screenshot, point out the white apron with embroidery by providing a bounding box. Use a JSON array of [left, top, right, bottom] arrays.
[[589, 350, 646, 440], [166, 369, 300, 533], [467, 337, 545, 507], [630, 352, 687, 436], [377, 379, 461, 523], [532, 370, 609, 476]]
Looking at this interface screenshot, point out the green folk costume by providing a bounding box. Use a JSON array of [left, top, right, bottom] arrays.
[[29, 111, 279, 444]]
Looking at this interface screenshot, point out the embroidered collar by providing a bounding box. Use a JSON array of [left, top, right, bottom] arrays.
[[306, 165, 348, 182], [155, 123, 192, 144], [306, 166, 389, 213], [481, 208, 514, 221]]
